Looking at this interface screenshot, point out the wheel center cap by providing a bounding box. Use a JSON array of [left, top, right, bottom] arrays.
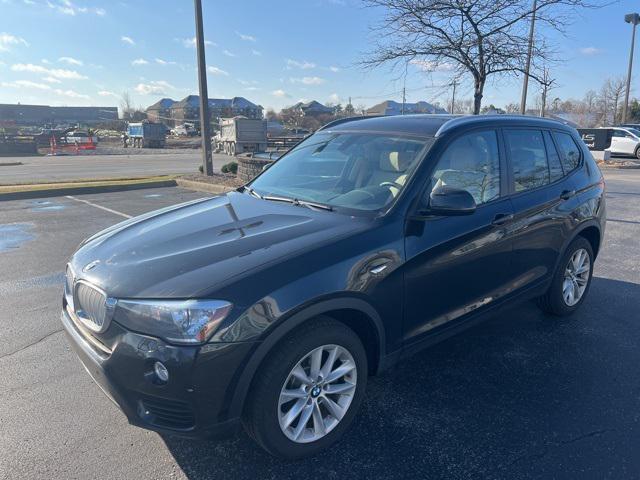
[[311, 386, 321, 398]]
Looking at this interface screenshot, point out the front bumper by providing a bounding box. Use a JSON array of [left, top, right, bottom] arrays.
[[61, 304, 256, 439]]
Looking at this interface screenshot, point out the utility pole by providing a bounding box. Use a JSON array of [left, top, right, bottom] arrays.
[[520, 0, 537, 115], [450, 80, 458, 114], [401, 87, 406, 115], [623, 13, 640, 124], [194, 0, 213, 176]]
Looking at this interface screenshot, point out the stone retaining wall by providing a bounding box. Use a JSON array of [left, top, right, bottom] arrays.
[[237, 156, 273, 183]]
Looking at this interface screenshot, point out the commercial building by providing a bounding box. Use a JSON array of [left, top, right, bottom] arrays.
[[0, 103, 118, 126]]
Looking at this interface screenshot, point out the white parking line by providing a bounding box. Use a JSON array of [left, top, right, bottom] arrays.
[[65, 195, 132, 219]]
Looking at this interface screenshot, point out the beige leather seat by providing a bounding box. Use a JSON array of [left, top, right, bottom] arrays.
[[356, 150, 412, 197]]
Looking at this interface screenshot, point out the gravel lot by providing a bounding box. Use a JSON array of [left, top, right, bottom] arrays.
[[0, 169, 639, 479]]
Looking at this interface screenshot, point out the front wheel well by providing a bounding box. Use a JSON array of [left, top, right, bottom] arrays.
[[320, 308, 381, 375], [578, 226, 601, 258]]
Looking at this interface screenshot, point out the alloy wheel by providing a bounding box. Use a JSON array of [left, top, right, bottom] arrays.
[[277, 344, 357, 443], [562, 248, 591, 306]]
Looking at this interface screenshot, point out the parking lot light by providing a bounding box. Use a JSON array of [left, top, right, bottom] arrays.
[[623, 13, 640, 124]]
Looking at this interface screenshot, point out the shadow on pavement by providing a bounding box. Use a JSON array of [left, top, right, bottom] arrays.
[[163, 276, 640, 479]]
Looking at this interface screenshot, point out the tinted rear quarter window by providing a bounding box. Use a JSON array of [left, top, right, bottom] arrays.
[[504, 129, 550, 192], [554, 132, 581, 172], [543, 131, 564, 182]]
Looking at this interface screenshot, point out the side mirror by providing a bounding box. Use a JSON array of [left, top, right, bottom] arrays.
[[424, 185, 476, 216]]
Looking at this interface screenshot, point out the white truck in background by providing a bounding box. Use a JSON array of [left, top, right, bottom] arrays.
[[214, 117, 267, 156]]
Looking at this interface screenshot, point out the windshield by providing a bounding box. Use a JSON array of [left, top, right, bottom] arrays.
[[249, 132, 432, 212]]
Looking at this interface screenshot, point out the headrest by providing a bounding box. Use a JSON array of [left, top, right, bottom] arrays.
[[379, 151, 410, 172]]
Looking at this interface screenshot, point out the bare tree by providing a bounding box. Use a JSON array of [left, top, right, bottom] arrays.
[[608, 77, 626, 125], [120, 91, 134, 120], [362, 0, 601, 114], [537, 67, 557, 117]]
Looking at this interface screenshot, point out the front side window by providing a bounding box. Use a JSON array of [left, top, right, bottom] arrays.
[[430, 130, 500, 205], [505, 129, 550, 192], [554, 132, 581, 172], [250, 132, 432, 212]]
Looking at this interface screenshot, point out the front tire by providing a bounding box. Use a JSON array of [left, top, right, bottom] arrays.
[[537, 236, 594, 316], [243, 317, 367, 459]]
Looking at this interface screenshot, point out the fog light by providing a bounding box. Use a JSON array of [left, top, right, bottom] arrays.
[[154, 361, 169, 383]]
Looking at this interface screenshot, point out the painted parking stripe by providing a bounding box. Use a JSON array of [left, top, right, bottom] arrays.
[[65, 195, 132, 219]]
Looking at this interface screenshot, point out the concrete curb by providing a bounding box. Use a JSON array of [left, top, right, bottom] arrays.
[[0, 178, 178, 201], [174, 178, 235, 195]]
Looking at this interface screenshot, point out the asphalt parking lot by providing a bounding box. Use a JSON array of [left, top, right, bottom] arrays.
[[1, 169, 639, 479]]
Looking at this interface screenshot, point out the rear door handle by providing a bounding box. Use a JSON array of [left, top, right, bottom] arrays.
[[560, 190, 576, 200], [491, 213, 514, 226]]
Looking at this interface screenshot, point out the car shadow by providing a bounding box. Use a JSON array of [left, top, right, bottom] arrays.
[[162, 276, 640, 479]]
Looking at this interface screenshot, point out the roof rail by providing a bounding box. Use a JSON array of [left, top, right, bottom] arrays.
[[318, 115, 381, 131]]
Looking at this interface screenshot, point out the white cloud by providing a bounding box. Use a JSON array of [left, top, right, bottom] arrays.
[[59, 56, 83, 66], [41, 59, 51, 64], [223, 50, 236, 57], [155, 58, 176, 66], [179, 37, 215, 48], [245, 86, 260, 91], [46, 1, 105, 16], [121, 36, 135, 45], [1, 80, 51, 90], [286, 59, 316, 70], [55, 88, 89, 99], [290, 76, 325, 85], [11, 63, 88, 79], [271, 89, 290, 98], [580, 46, 603, 56], [135, 80, 174, 95], [131, 58, 149, 66], [252, 49, 262, 56], [0, 33, 29, 52], [207, 66, 229, 76], [98, 90, 118, 97], [43, 76, 62, 83], [328, 93, 340, 103], [236, 31, 256, 42], [329, 66, 340, 72]]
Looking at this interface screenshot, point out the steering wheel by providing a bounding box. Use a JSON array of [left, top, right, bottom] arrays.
[[380, 181, 403, 190]]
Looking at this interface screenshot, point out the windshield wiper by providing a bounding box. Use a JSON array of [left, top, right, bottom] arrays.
[[262, 195, 333, 211], [242, 186, 263, 199]]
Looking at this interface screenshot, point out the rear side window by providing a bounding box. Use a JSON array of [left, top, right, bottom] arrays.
[[543, 131, 564, 182], [504, 129, 550, 192], [554, 132, 581, 172]]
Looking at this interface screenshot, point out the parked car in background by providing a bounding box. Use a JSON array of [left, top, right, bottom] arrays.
[[171, 123, 198, 137], [62, 114, 605, 459], [605, 126, 640, 159]]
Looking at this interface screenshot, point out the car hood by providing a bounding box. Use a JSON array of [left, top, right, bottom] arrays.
[[70, 192, 370, 298]]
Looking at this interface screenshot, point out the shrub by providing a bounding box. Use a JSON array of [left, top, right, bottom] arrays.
[[221, 161, 238, 175]]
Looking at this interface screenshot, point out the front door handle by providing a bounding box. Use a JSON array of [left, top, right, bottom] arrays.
[[491, 213, 514, 226], [560, 189, 576, 200]]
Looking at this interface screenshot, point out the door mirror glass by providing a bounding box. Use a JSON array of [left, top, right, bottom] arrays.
[[425, 185, 476, 216]]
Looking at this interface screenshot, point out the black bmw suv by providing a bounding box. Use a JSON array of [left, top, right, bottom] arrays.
[[62, 115, 605, 459]]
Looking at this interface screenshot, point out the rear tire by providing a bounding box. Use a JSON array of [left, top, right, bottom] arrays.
[[243, 317, 367, 459], [537, 236, 594, 316]]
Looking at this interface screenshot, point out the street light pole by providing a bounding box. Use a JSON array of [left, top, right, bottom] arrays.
[[520, 0, 537, 115], [622, 13, 640, 124], [194, 0, 213, 176]]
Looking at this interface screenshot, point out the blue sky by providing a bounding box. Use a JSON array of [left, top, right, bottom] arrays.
[[0, 0, 638, 112]]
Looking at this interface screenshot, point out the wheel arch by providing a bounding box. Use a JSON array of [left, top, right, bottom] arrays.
[[227, 297, 386, 420]]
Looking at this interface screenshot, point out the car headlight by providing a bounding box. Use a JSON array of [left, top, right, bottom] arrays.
[[115, 299, 233, 345]]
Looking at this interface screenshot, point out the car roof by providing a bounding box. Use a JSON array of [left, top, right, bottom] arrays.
[[319, 114, 575, 137]]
